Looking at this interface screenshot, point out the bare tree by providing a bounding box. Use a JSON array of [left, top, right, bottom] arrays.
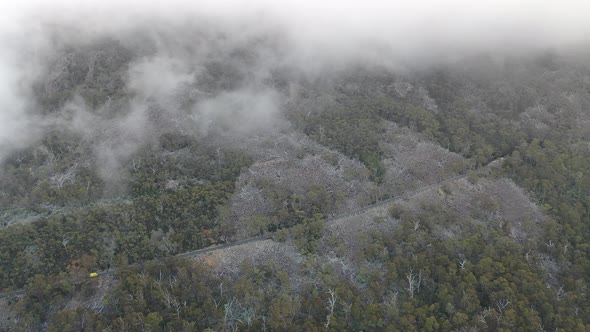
[[342, 301, 352, 325], [495, 299, 510, 326], [162, 290, 175, 309], [51, 165, 78, 189], [223, 297, 238, 332], [223, 297, 254, 332], [459, 259, 467, 270], [556, 285, 565, 301], [479, 307, 491, 324], [130, 158, 142, 172], [242, 306, 257, 328], [62, 236, 71, 249], [406, 268, 422, 299], [325, 289, 337, 331], [213, 282, 224, 309], [496, 299, 510, 314], [413, 220, 420, 232], [384, 291, 399, 309]]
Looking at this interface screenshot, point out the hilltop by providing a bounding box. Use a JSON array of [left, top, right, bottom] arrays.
[[1, 27, 590, 330]]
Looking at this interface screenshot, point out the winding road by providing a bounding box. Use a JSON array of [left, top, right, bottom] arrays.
[[0, 158, 503, 300]]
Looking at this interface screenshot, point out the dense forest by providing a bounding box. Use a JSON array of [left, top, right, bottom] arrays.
[[1, 15, 590, 331]]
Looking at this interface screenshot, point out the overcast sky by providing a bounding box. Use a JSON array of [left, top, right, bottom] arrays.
[[3, 0, 590, 52]]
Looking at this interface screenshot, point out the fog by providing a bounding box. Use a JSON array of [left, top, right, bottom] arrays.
[[6, 0, 589, 59], [1, 0, 590, 165]]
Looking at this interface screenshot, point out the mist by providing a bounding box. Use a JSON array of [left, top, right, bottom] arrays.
[[5, 1, 590, 65], [7, 0, 590, 58], [1, 0, 590, 165]]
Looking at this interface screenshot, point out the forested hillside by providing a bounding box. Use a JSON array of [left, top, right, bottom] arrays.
[[1, 6, 590, 331]]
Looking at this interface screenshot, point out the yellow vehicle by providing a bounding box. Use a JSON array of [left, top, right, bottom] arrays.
[[89, 272, 98, 278]]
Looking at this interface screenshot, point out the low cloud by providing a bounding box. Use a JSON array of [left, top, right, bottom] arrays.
[[193, 88, 280, 136], [1, 0, 590, 163], [127, 56, 195, 105]]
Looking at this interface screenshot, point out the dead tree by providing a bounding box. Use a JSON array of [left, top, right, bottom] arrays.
[[496, 299, 510, 313], [459, 259, 467, 270], [62, 236, 71, 249], [325, 289, 337, 331], [406, 268, 422, 299]]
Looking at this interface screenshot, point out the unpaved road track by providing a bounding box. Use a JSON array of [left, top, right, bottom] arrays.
[[0, 159, 502, 299]]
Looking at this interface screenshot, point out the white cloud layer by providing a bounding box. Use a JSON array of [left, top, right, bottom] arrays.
[[4, 0, 590, 50], [1, 0, 590, 161]]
